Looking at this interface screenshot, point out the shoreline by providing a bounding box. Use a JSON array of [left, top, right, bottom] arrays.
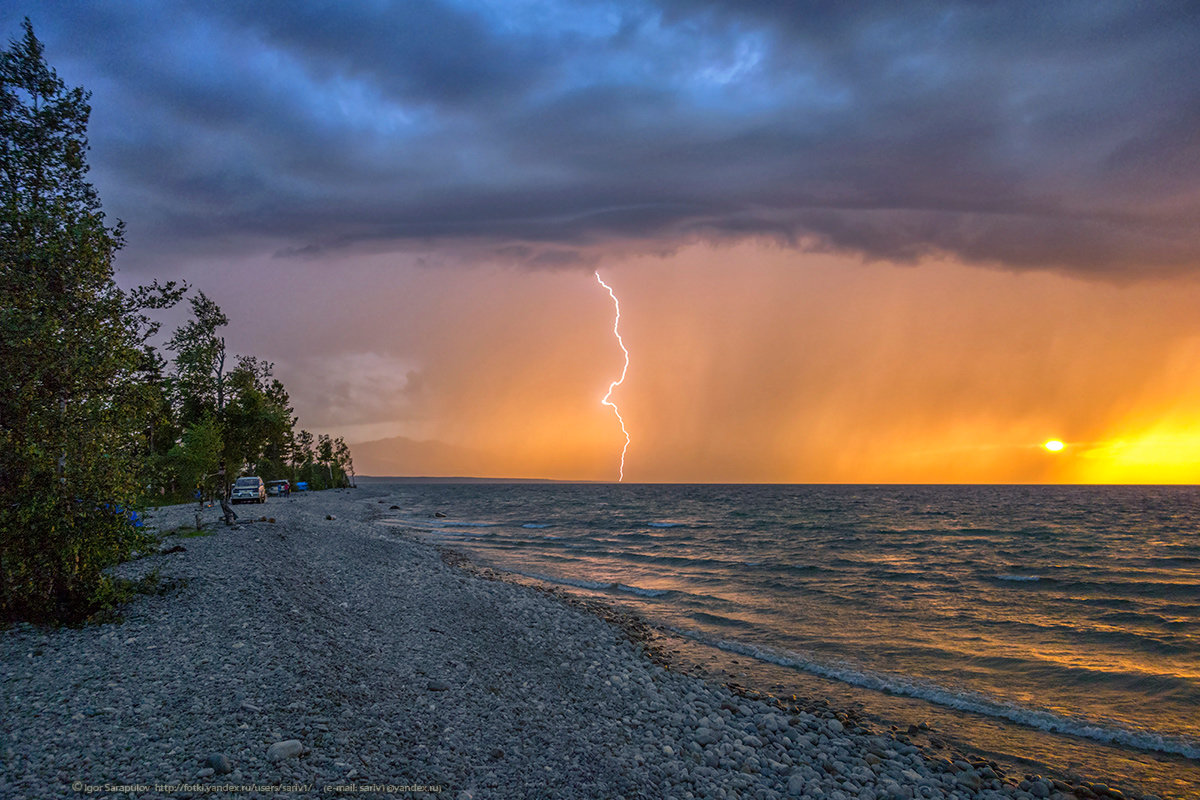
[[423, 538, 1179, 800], [374, 492, 1182, 800], [0, 488, 1175, 799]]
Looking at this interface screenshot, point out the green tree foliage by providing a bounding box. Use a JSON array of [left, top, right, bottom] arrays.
[[0, 20, 182, 622], [165, 413, 223, 498], [166, 291, 228, 423], [0, 20, 354, 621], [292, 429, 315, 473], [221, 356, 291, 478], [334, 436, 355, 487], [157, 299, 344, 498]]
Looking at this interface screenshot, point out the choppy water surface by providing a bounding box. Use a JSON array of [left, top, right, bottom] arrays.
[[373, 484, 1200, 797]]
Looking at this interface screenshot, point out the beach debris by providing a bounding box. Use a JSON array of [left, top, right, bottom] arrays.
[[326, 514, 336, 520], [390, 505, 400, 510], [426, 679, 450, 691], [433, 512, 447, 518], [240, 701, 262, 713], [205, 753, 232, 774], [266, 739, 304, 762], [160, 544, 187, 554]]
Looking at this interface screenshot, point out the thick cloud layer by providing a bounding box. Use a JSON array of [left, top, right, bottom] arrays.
[[6, 1, 1198, 274]]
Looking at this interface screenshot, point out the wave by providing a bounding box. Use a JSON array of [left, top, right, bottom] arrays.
[[619, 583, 670, 598], [996, 574, 1042, 582], [381, 516, 499, 529], [688, 610, 757, 629], [648, 522, 683, 528], [377, 518, 496, 538], [521, 523, 549, 529], [674, 632, 1200, 761], [507, 569, 669, 598]]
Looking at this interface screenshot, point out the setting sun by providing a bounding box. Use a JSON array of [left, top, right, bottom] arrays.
[[1044, 440, 1065, 452]]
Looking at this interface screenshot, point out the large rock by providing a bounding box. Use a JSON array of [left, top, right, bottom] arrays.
[[266, 740, 304, 762], [955, 769, 982, 790], [205, 754, 232, 774]]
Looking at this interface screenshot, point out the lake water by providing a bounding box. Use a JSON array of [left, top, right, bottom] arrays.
[[371, 483, 1200, 798]]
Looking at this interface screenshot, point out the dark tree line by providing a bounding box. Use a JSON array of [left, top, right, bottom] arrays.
[[151, 289, 356, 502], [0, 20, 352, 622]]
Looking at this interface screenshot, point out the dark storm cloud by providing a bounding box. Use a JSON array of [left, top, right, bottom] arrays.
[[5, 0, 1198, 274]]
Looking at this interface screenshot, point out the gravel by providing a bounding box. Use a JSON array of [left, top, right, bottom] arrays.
[[1, 487, 1155, 799]]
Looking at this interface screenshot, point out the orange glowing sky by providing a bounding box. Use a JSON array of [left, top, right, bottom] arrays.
[[244, 242, 1200, 483], [14, 3, 1199, 482]]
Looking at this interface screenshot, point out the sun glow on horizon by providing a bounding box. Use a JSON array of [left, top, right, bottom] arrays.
[[332, 245, 1200, 484], [1044, 440, 1065, 452]]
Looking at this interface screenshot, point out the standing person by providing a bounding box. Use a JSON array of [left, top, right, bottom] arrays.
[[214, 460, 237, 526], [194, 482, 205, 530]]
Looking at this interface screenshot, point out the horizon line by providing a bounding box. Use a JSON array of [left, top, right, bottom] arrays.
[[355, 476, 1200, 487]]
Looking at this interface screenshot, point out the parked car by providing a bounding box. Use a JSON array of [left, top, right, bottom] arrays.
[[231, 476, 266, 504], [266, 480, 290, 497]]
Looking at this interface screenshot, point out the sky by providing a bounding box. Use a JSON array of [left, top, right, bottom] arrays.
[[5, 1, 1200, 482]]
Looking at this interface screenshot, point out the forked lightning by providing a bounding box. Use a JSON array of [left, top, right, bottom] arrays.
[[595, 272, 630, 482]]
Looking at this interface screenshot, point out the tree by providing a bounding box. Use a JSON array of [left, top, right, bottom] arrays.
[[292, 429, 315, 473], [317, 434, 335, 488], [0, 20, 180, 621], [166, 413, 223, 499], [334, 436, 355, 488], [221, 356, 291, 476], [166, 291, 229, 424], [259, 378, 294, 477]]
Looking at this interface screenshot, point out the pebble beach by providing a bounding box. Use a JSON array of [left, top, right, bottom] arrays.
[[1, 486, 1164, 800]]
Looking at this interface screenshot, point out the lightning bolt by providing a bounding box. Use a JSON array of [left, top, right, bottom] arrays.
[[596, 271, 630, 482]]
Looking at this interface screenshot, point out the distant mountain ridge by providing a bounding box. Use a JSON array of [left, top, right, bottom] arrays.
[[347, 435, 481, 478], [355, 475, 591, 484]]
